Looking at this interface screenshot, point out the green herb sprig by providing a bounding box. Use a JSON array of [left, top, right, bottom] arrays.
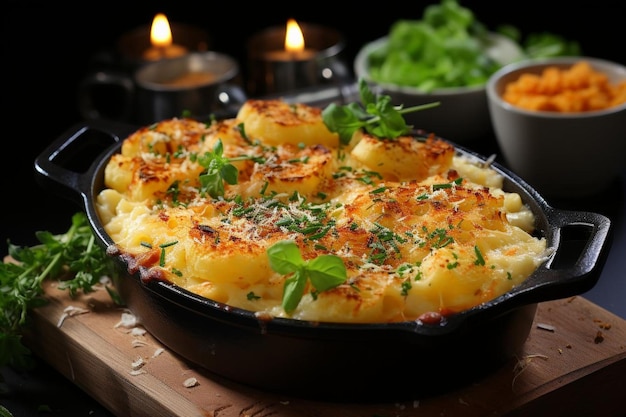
[[196, 139, 261, 198], [322, 78, 440, 145], [0, 212, 117, 370], [367, 0, 581, 92], [267, 240, 347, 313]]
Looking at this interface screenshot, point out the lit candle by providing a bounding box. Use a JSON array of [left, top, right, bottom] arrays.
[[142, 13, 188, 61], [247, 20, 344, 96], [264, 19, 316, 61]]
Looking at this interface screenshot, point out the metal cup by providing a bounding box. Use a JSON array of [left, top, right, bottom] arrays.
[[246, 22, 350, 97], [79, 51, 246, 124]]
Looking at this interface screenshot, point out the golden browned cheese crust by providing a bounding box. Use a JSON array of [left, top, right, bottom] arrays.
[[96, 100, 549, 323]]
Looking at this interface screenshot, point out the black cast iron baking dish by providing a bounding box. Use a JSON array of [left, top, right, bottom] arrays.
[[34, 118, 612, 402]]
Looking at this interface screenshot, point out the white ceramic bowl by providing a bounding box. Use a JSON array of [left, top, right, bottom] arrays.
[[354, 33, 524, 144], [486, 56, 626, 199]]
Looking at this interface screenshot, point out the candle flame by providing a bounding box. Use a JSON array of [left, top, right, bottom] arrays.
[[150, 13, 173, 48], [284, 19, 305, 52]]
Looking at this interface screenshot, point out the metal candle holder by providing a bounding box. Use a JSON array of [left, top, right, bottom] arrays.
[[246, 22, 348, 97]]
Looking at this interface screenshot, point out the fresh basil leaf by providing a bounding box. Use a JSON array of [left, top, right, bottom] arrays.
[[267, 240, 303, 274], [282, 270, 307, 313], [308, 255, 347, 291]]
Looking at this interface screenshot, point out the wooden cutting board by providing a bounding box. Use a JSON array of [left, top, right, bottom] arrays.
[[22, 280, 626, 417]]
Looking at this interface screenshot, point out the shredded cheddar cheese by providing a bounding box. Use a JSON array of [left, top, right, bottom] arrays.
[[502, 61, 626, 112]]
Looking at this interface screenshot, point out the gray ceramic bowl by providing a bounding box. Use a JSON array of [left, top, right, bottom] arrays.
[[354, 33, 524, 144], [486, 56, 626, 199]]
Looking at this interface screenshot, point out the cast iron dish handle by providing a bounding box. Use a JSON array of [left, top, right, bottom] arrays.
[[34, 119, 137, 208], [523, 207, 612, 298]]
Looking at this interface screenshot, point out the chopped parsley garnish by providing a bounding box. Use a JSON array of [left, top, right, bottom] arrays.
[[159, 241, 178, 267], [423, 226, 455, 249], [432, 177, 463, 190], [247, 291, 261, 301], [474, 245, 486, 266]]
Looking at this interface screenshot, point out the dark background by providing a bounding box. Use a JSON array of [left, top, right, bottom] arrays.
[[2, 1, 625, 254], [2, 2, 625, 416]]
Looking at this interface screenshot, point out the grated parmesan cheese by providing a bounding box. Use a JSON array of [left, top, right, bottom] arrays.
[[183, 377, 198, 388], [57, 306, 90, 327], [114, 311, 139, 329]]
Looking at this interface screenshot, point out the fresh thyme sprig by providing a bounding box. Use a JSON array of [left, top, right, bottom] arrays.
[[0, 212, 118, 370], [322, 78, 440, 145]]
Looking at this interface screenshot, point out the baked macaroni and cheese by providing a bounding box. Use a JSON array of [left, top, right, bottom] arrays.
[[97, 97, 549, 324]]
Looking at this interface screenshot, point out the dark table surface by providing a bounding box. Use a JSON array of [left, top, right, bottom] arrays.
[[2, 2, 625, 415]]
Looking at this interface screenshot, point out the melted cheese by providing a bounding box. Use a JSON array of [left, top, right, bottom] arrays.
[[96, 99, 550, 323]]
